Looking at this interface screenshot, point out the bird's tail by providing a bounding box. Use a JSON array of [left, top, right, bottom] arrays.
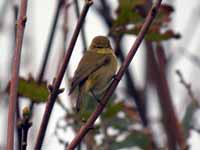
[[76, 88, 83, 112]]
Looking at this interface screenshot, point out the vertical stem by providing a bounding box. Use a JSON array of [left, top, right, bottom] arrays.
[[6, 0, 28, 150], [74, 0, 87, 51], [146, 41, 186, 149], [145, 41, 177, 149], [12, 4, 23, 150], [155, 43, 186, 149]]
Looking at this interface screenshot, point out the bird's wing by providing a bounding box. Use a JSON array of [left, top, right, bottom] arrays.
[[68, 51, 110, 95]]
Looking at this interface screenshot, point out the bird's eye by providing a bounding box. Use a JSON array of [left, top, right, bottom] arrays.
[[96, 46, 103, 48]]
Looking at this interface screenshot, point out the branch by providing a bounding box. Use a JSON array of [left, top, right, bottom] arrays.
[[145, 41, 177, 149], [66, 1, 163, 149], [115, 37, 148, 126], [74, 0, 87, 51], [29, 0, 65, 119], [34, 1, 93, 149], [37, 0, 65, 83], [146, 41, 187, 149], [12, 4, 23, 150], [6, 0, 28, 150], [176, 70, 199, 106]]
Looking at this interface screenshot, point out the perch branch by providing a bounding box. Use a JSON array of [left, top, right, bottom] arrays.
[[96, 0, 148, 126]]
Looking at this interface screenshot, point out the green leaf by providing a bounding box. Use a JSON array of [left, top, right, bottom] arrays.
[[79, 94, 96, 120], [113, 0, 145, 26], [111, 24, 180, 41], [110, 131, 150, 150], [6, 77, 49, 103], [155, 4, 174, 24], [17, 77, 49, 103], [108, 117, 131, 131], [102, 102, 123, 119], [79, 93, 117, 120], [111, 1, 178, 41], [182, 101, 198, 137]]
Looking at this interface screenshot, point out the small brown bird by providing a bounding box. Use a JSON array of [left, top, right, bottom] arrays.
[[69, 36, 117, 111]]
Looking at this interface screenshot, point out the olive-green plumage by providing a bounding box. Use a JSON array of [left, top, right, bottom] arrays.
[[69, 36, 117, 111]]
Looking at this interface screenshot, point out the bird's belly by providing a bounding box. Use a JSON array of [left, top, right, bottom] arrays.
[[91, 65, 115, 94]]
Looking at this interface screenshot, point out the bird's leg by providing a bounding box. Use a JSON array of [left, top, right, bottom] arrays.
[[90, 89, 102, 104], [111, 74, 117, 81]]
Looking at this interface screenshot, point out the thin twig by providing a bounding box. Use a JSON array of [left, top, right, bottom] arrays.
[[176, 70, 199, 106], [29, 0, 65, 120], [34, 1, 93, 149], [67, 1, 162, 149], [74, 0, 87, 51], [115, 36, 148, 126], [37, 0, 65, 83], [6, 0, 28, 150]]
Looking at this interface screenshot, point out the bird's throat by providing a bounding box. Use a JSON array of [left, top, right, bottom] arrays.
[[95, 48, 113, 54]]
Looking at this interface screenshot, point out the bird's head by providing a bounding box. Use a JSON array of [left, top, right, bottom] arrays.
[[89, 36, 111, 49]]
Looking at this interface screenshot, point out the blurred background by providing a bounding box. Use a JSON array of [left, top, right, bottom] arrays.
[[0, 0, 200, 149]]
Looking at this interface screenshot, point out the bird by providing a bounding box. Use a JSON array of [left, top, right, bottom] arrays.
[[68, 36, 117, 112]]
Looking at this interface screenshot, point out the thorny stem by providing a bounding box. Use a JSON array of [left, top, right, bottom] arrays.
[[6, 0, 28, 150], [74, 0, 87, 51], [34, 1, 93, 149], [66, 1, 163, 149]]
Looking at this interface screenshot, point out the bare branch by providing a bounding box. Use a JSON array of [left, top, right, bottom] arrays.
[[6, 0, 28, 149], [37, 0, 65, 83], [176, 70, 199, 106], [146, 42, 187, 149]]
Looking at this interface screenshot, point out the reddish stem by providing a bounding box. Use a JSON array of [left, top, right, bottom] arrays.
[[6, 0, 28, 150], [154, 43, 186, 149]]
